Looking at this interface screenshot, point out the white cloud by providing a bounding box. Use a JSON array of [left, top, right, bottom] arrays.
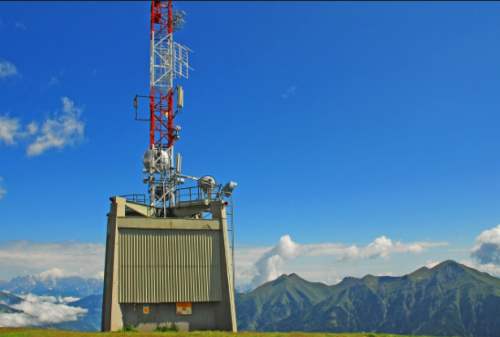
[[0, 60, 17, 79], [334, 236, 444, 260], [250, 235, 300, 287], [425, 259, 440, 268], [0, 116, 20, 144], [0, 177, 5, 200], [471, 224, 500, 266], [26, 121, 38, 135], [27, 97, 85, 156], [244, 234, 447, 289], [473, 262, 500, 276], [0, 293, 87, 327], [234, 246, 270, 289], [460, 258, 500, 277], [0, 241, 104, 281], [301, 235, 445, 261], [60, 296, 80, 304], [0, 118, 39, 147], [281, 85, 297, 99], [38, 268, 67, 281]]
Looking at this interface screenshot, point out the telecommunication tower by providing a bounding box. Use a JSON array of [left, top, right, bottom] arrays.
[[144, 0, 191, 214], [102, 0, 238, 332]]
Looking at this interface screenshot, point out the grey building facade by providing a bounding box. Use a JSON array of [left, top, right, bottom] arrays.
[[101, 197, 237, 332]]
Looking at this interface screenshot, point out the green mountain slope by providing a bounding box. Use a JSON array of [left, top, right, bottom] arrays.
[[237, 273, 331, 330], [237, 261, 500, 337]]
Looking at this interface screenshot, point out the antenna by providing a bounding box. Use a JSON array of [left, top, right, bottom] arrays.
[[133, 0, 234, 217], [145, 0, 191, 214]]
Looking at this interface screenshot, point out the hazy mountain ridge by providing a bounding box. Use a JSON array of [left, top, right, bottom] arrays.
[[0, 275, 102, 298], [237, 261, 500, 337]]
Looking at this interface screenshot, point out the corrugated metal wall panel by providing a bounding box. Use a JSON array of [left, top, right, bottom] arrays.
[[118, 228, 221, 303]]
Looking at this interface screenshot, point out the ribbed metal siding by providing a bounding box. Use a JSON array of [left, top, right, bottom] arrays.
[[118, 228, 221, 303]]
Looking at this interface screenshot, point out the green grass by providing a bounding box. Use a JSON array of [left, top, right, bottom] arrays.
[[0, 328, 434, 337]]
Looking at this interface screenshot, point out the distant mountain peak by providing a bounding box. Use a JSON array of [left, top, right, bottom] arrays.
[[336, 276, 362, 287], [431, 259, 464, 270], [430, 260, 473, 278], [288, 272, 300, 278], [271, 273, 306, 285]]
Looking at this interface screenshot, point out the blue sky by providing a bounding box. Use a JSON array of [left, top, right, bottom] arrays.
[[1, 2, 500, 286]]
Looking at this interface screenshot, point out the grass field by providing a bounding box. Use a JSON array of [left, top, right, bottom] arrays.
[[0, 329, 426, 337]]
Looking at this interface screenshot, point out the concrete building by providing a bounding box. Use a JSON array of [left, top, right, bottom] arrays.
[[101, 196, 237, 332]]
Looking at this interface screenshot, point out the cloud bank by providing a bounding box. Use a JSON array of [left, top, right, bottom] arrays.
[[0, 241, 104, 281], [246, 234, 447, 289], [0, 293, 86, 327], [1, 235, 445, 289], [0, 231, 460, 292]]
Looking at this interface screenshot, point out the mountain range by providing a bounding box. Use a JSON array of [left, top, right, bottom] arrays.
[[237, 260, 500, 337], [0, 260, 499, 337]]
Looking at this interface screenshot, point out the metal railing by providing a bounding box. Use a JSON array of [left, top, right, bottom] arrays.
[[120, 193, 146, 204], [174, 184, 222, 203], [120, 184, 222, 206]]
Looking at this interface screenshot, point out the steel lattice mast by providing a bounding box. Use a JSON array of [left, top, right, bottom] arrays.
[[145, 0, 190, 214], [149, 0, 174, 149]]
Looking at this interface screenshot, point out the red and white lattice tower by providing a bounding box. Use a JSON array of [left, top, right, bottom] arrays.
[[144, 0, 190, 213]]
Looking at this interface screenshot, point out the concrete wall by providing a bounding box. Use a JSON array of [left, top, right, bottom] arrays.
[[121, 302, 220, 331]]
